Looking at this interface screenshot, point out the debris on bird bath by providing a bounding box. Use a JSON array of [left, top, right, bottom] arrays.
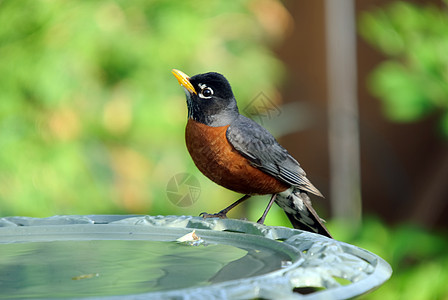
[[176, 230, 205, 246]]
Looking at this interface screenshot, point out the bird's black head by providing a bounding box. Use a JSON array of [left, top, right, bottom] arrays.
[[172, 69, 239, 127]]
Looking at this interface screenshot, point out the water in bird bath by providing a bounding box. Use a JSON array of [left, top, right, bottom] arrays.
[[0, 239, 291, 298]]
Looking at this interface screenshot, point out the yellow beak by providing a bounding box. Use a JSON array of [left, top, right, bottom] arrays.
[[172, 69, 197, 95]]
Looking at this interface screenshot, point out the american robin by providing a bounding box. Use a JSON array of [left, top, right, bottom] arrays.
[[172, 69, 332, 238]]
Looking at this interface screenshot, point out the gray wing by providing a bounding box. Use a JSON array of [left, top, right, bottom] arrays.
[[226, 115, 323, 197]]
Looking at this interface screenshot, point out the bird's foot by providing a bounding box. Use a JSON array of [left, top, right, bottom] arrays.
[[199, 211, 228, 219], [256, 217, 265, 225]]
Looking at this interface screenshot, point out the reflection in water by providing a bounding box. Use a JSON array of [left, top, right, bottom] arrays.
[[0, 240, 289, 298]]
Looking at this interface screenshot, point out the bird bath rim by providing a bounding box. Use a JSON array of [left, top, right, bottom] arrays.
[[0, 215, 392, 300]]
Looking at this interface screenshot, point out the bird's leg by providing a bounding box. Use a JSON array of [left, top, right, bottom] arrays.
[[200, 194, 252, 219], [257, 194, 277, 225]]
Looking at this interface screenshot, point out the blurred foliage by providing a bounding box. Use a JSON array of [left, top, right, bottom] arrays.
[[330, 217, 448, 300], [359, 1, 448, 137], [0, 0, 289, 217], [359, 4, 448, 298]]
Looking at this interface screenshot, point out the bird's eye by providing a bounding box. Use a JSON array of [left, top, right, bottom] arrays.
[[199, 87, 213, 99]]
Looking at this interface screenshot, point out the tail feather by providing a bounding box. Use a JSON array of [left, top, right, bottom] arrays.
[[275, 188, 332, 238]]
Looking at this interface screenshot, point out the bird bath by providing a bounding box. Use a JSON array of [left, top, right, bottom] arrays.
[[0, 215, 391, 299]]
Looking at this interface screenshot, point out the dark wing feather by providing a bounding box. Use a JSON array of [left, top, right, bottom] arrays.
[[276, 190, 332, 238], [226, 115, 323, 197]]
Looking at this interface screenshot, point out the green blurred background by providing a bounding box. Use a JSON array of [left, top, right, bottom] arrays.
[[0, 0, 447, 299]]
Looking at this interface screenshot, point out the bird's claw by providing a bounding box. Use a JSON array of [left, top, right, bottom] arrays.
[[199, 211, 228, 219]]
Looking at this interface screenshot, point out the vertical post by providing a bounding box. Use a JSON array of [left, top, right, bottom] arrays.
[[325, 0, 362, 223]]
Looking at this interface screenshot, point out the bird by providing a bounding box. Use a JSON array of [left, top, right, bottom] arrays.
[[172, 69, 332, 238]]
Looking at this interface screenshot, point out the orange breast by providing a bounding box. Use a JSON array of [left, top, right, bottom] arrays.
[[185, 119, 289, 195]]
